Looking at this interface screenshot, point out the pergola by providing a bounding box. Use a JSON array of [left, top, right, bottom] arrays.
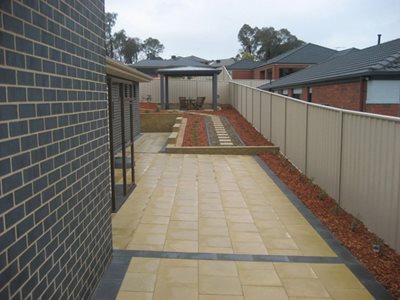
[[157, 66, 222, 110]]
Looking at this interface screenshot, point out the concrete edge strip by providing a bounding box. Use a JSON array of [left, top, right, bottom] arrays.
[[253, 155, 394, 300]]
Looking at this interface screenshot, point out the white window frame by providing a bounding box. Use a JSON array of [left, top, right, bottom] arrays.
[[366, 80, 400, 104]]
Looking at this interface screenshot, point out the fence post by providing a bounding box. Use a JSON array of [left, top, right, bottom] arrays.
[[304, 103, 309, 175], [337, 111, 344, 205], [259, 92, 262, 134], [251, 89, 254, 124], [269, 94, 273, 141], [284, 97, 287, 155]]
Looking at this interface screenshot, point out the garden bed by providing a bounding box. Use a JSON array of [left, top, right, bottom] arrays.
[[140, 102, 158, 112], [182, 113, 208, 146]]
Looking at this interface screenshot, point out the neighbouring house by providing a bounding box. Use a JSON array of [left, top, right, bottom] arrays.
[[259, 38, 400, 117], [209, 58, 237, 68], [226, 60, 266, 79], [228, 43, 337, 80], [130, 56, 210, 77]]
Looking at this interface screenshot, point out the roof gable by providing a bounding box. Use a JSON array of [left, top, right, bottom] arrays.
[[227, 60, 266, 70], [263, 43, 337, 65], [259, 38, 400, 90]]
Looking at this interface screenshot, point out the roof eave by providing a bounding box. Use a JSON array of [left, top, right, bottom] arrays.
[[106, 58, 152, 82], [263, 70, 400, 90]]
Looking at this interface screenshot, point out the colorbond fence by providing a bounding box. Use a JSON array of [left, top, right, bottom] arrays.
[[229, 82, 400, 252], [139, 78, 230, 105], [139, 66, 232, 105]]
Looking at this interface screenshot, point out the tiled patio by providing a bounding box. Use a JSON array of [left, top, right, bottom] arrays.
[[94, 133, 386, 300]]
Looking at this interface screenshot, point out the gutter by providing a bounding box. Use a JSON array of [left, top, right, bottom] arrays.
[[262, 70, 400, 91], [106, 57, 152, 82]]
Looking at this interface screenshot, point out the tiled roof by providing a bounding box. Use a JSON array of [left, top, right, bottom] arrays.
[[210, 58, 237, 67], [262, 43, 337, 65], [259, 38, 400, 90], [226, 60, 266, 70]]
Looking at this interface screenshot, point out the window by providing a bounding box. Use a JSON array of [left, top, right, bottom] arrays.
[[279, 67, 303, 78], [267, 69, 272, 80], [292, 88, 302, 99], [366, 80, 400, 104], [282, 89, 289, 96], [260, 70, 266, 79]]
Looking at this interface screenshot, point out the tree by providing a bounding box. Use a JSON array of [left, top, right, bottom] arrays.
[[105, 12, 117, 58], [141, 38, 165, 59], [241, 52, 255, 60], [121, 37, 141, 64], [256, 27, 304, 60], [113, 29, 128, 61], [237, 24, 259, 56], [237, 25, 305, 61]]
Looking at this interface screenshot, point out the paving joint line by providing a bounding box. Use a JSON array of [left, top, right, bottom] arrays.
[[253, 155, 394, 300], [112, 249, 343, 263]]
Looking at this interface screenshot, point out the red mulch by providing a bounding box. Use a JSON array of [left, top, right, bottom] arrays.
[[212, 106, 273, 146], [140, 102, 158, 112], [258, 152, 400, 299], [213, 106, 400, 299], [182, 113, 208, 146]]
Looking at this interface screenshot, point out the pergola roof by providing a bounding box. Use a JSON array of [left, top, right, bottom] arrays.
[[157, 66, 221, 77]]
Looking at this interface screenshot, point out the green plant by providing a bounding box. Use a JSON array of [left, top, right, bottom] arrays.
[[299, 173, 306, 182], [279, 156, 286, 167], [156, 105, 160, 112], [333, 203, 341, 216], [351, 216, 360, 232], [318, 189, 327, 201], [144, 109, 150, 113], [373, 237, 384, 254], [145, 94, 152, 103]]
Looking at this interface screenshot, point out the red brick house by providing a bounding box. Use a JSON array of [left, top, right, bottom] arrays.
[[226, 60, 266, 79], [228, 44, 337, 80], [259, 39, 400, 117]]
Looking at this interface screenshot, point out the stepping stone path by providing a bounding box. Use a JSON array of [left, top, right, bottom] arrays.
[[210, 115, 233, 146]]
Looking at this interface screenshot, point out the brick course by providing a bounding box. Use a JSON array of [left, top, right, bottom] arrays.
[[310, 81, 362, 110], [0, 1, 112, 299], [231, 70, 254, 79]]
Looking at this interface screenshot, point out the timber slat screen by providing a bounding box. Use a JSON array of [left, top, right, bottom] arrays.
[[108, 78, 136, 211]]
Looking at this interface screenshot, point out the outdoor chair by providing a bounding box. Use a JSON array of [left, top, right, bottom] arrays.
[[194, 97, 205, 110], [179, 97, 188, 110]]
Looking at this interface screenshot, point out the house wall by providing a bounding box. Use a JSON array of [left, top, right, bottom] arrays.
[[365, 104, 400, 117], [311, 81, 362, 110], [254, 64, 310, 80], [273, 80, 400, 117], [0, 1, 111, 299], [231, 70, 254, 79]]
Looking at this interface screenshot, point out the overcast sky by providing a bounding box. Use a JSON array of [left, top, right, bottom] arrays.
[[105, 0, 399, 60]]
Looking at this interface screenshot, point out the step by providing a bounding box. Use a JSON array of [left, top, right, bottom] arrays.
[[168, 132, 178, 144], [175, 117, 183, 124], [172, 123, 181, 132]]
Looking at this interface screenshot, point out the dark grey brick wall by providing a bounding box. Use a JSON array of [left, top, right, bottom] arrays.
[[0, 1, 112, 299]]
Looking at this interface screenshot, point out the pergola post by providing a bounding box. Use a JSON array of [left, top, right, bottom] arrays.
[[160, 74, 165, 109], [165, 76, 169, 109], [212, 73, 218, 111]]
